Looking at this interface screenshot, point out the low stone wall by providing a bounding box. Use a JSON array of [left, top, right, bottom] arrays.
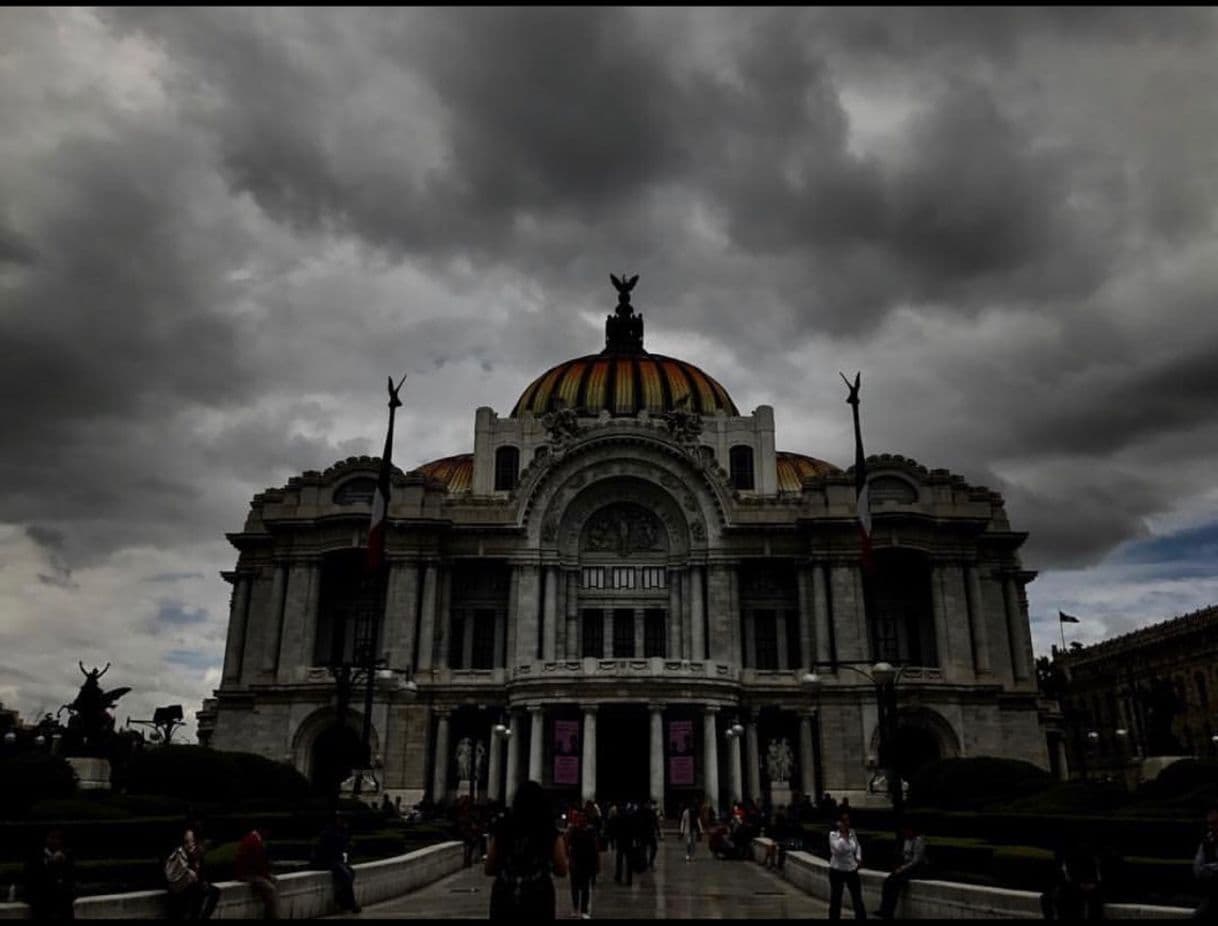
[[750, 838, 1194, 919], [0, 840, 463, 920]]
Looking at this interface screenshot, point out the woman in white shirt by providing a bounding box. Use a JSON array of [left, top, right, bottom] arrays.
[[828, 812, 866, 920]]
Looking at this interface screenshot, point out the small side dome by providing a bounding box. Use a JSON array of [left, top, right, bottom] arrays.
[[414, 453, 473, 493], [776, 451, 840, 491]]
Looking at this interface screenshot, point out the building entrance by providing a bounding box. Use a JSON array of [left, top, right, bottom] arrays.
[[595, 704, 649, 807]]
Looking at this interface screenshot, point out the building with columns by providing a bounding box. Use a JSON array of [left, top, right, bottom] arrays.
[[198, 280, 1048, 814]]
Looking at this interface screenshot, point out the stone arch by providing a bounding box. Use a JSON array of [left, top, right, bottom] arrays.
[[867, 705, 961, 780], [290, 705, 382, 793], [525, 439, 722, 553], [554, 477, 689, 561]]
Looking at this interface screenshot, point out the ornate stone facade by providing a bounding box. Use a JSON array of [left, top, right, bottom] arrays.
[[201, 283, 1047, 813], [1052, 605, 1218, 778]]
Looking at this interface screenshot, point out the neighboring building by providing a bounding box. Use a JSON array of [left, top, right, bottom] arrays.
[[1054, 604, 1218, 778], [200, 280, 1047, 812]]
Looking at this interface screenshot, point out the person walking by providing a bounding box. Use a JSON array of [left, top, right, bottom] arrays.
[[486, 780, 568, 920], [875, 823, 928, 918], [644, 800, 661, 870], [614, 804, 637, 886], [24, 829, 75, 920], [165, 823, 220, 920], [680, 801, 703, 862], [1192, 807, 1218, 920], [234, 824, 279, 919], [828, 812, 866, 921], [565, 810, 600, 919], [314, 813, 360, 914]]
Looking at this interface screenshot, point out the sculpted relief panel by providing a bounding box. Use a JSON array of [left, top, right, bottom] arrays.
[[582, 502, 664, 556]]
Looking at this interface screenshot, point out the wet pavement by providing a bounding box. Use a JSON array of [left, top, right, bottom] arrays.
[[330, 832, 829, 919]]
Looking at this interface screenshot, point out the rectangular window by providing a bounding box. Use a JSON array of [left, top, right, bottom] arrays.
[[640, 567, 667, 589], [449, 613, 465, 669], [581, 567, 605, 589], [755, 609, 778, 670], [612, 566, 635, 590], [613, 609, 635, 658], [582, 610, 603, 658], [785, 610, 801, 670], [644, 609, 666, 658], [471, 609, 496, 669]]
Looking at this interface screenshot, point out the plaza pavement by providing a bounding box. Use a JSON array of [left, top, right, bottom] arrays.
[[329, 831, 830, 919]]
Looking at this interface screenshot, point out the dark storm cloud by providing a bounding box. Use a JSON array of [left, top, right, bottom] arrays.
[[1, 7, 1216, 722]]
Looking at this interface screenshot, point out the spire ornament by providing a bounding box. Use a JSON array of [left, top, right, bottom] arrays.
[[605, 273, 644, 352]]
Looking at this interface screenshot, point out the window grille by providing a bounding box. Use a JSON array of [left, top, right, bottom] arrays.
[[640, 567, 667, 589], [581, 567, 605, 589], [612, 566, 635, 590], [754, 610, 778, 670], [472, 609, 496, 669], [582, 610, 603, 658], [613, 609, 635, 658]]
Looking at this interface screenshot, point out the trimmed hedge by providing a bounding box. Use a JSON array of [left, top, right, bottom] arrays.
[[123, 746, 313, 807], [0, 753, 77, 816], [908, 757, 1053, 811]]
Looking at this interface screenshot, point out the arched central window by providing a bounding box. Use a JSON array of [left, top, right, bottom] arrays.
[[869, 549, 936, 667]]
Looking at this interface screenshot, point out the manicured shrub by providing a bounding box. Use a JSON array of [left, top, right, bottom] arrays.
[[0, 753, 78, 817], [123, 746, 311, 807], [908, 757, 1053, 811]]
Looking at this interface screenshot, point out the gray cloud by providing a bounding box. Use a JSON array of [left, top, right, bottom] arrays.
[[1, 7, 1217, 721]]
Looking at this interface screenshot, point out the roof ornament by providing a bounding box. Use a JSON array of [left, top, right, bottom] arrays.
[[605, 273, 644, 352]]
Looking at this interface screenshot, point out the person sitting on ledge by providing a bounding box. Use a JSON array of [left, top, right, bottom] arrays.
[[1040, 839, 1104, 921], [874, 822, 928, 919], [235, 823, 279, 919], [314, 813, 360, 914]]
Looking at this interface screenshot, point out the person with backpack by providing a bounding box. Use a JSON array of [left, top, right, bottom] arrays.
[[485, 780, 567, 920], [565, 810, 600, 919], [165, 823, 220, 920], [24, 828, 75, 920]]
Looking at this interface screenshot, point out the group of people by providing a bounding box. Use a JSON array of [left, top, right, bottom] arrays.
[[824, 811, 928, 920]]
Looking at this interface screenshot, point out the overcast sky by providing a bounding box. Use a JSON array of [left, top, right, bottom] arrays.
[[2, 8, 1217, 737]]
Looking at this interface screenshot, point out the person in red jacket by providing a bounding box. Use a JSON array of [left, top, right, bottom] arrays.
[[234, 826, 279, 919]]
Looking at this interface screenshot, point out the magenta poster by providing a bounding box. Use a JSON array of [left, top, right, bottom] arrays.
[[668, 720, 694, 786], [553, 720, 580, 785]]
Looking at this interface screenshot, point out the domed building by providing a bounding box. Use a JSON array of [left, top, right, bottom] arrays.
[[199, 279, 1048, 812]]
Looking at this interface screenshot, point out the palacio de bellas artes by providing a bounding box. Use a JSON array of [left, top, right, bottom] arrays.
[[201, 275, 1046, 814]]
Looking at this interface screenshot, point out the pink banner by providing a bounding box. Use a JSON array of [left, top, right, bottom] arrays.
[[553, 720, 580, 786], [668, 720, 695, 786]]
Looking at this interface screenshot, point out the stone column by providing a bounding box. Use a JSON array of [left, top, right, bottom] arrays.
[[505, 567, 519, 667], [416, 562, 438, 671], [797, 566, 814, 669], [432, 709, 451, 804], [276, 559, 321, 682], [222, 573, 252, 684], [382, 560, 420, 673], [542, 565, 559, 661], [703, 706, 720, 811], [515, 565, 541, 665], [668, 568, 682, 659], [812, 562, 833, 665], [528, 706, 544, 784], [260, 563, 288, 676], [706, 565, 733, 663], [487, 729, 504, 803], [1004, 576, 1031, 681], [1055, 738, 1070, 782], [728, 728, 743, 804], [745, 718, 761, 804], [799, 713, 817, 800], [830, 564, 868, 663], [505, 710, 523, 805], [436, 567, 453, 669], [581, 705, 598, 803], [930, 563, 952, 671], [965, 565, 991, 674], [566, 571, 580, 660], [649, 704, 664, 804], [690, 566, 706, 660]]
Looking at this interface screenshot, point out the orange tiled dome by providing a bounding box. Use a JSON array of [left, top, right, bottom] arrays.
[[511, 352, 739, 418], [775, 451, 840, 491], [414, 453, 473, 493]]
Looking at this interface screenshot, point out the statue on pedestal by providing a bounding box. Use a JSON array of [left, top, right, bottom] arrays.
[[455, 736, 473, 782], [59, 662, 131, 757]]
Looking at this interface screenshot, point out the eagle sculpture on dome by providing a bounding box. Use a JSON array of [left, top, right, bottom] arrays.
[[605, 274, 644, 351], [610, 273, 639, 301]]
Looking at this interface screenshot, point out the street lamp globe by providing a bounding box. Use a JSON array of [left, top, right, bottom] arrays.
[[731, 722, 744, 737], [2, 732, 14, 745], [800, 671, 822, 691], [1087, 730, 1099, 742], [493, 723, 508, 736], [872, 662, 896, 685], [34, 735, 45, 747], [1115, 728, 1128, 738]]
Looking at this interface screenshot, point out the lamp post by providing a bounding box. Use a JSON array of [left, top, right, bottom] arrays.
[[329, 653, 417, 810], [803, 660, 908, 848]]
